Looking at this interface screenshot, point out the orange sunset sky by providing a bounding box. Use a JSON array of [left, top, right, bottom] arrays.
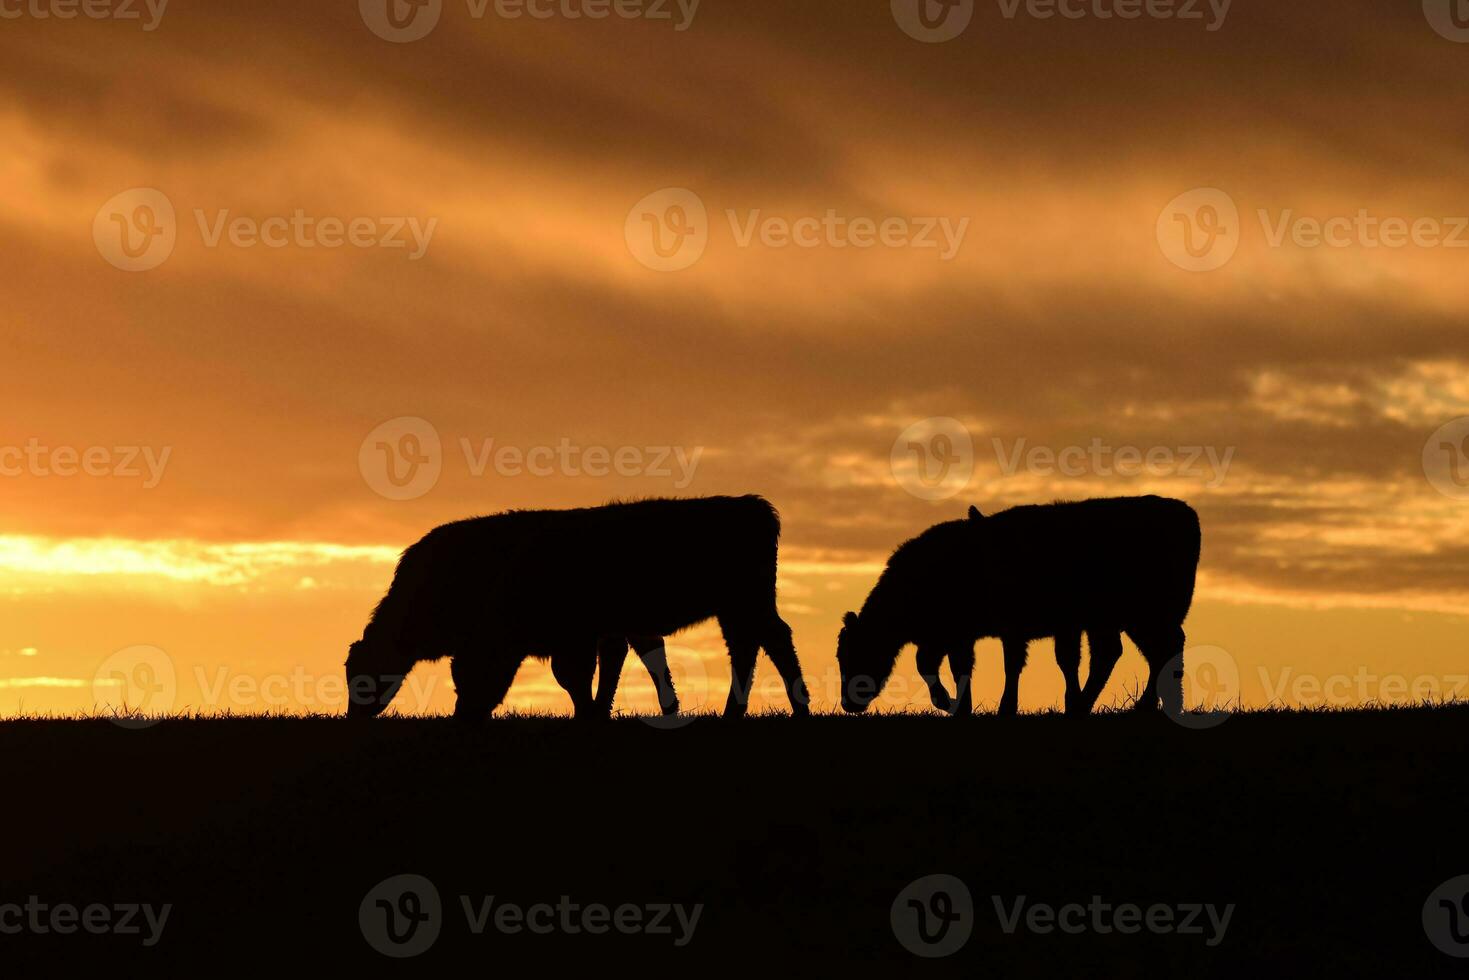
[[2, 0, 1467, 717]]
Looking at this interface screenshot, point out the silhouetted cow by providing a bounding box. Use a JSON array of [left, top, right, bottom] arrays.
[[838, 496, 1200, 716], [346, 496, 810, 721]]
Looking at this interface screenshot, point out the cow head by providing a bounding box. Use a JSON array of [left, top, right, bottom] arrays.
[[344, 637, 409, 719], [837, 610, 894, 713]]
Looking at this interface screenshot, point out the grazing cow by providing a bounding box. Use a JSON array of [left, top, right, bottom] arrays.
[[837, 496, 1200, 716], [345, 496, 810, 721]]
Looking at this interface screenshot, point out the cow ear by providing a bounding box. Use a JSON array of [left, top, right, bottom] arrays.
[[842, 611, 859, 628], [968, 505, 984, 521]]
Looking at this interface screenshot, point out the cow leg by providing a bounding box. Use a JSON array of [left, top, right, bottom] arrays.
[[592, 636, 631, 717], [998, 636, 1029, 716], [1156, 626, 1187, 716], [720, 616, 759, 720], [949, 642, 975, 717], [915, 643, 953, 714], [760, 616, 811, 717], [629, 635, 679, 717], [1054, 629, 1085, 715], [1128, 625, 1186, 715], [550, 644, 598, 720], [1079, 629, 1123, 713], [451, 654, 520, 724]]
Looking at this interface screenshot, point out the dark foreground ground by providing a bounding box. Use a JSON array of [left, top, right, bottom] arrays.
[[2, 706, 1467, 975]]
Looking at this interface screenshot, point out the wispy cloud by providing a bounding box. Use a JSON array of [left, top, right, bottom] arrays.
[[0, 536, 397, 590], [0, 677, 90, 689]]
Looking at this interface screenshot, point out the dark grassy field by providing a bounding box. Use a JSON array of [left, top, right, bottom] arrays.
[[2, 706, 1467, 975]]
